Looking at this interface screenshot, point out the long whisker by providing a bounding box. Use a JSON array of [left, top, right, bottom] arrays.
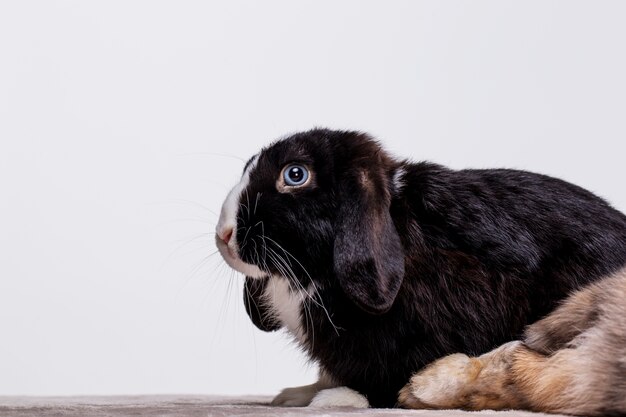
[[159, 198, 220, 217], [265, 247, 315, 346], [264, 237, 319, 293], [253, 192, 261, 215], [245, 188, 251, 221], [263, 237, 340, 335], [161, 233, 213, 267], [240, 226, 253, 253], [264, 236, 320, 296]]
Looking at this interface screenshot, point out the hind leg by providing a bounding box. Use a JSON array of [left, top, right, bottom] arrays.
[[399, 339, 603, 415], [399, 341, 526, 410], [400, 275, 624, 415], [505, 345, 591, 415], [524, 283, 601, 354]]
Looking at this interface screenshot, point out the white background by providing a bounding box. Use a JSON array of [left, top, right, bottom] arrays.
[[1, 1, 625, 396]]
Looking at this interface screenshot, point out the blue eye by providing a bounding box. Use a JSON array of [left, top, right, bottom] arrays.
[[283, 164, 309, 186]]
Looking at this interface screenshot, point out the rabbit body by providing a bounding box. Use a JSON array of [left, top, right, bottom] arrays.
[[216, 129, 626, 407]]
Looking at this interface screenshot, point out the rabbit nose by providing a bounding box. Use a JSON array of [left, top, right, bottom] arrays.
[[218, 227, 234, 245]]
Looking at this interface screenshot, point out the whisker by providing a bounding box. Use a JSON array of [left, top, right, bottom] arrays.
[[264, 237, 340, 336], [243, 273, 266, 329], [265, 246, 315, 346], [245, 188, 251, 221], [162, 233, 214, 268], [157, 199, 220, 217], [253, 192, 261, 215]]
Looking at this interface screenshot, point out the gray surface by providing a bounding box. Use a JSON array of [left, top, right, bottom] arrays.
[[0, 396, 560, 417]]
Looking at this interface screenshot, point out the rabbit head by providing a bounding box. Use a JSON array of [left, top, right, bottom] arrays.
[[216, 129, 405, 314]]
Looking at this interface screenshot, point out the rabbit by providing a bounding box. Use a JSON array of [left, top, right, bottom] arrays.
[[214, 128, 626, 408], [399, 267, 626, 416]]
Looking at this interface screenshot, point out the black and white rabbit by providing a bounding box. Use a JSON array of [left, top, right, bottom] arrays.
[[215, 129, 626, 408]]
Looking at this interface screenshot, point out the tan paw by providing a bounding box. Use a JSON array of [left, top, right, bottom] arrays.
[[399, 353, 482, 409]]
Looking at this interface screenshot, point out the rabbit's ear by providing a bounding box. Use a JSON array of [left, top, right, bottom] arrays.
[[244, 276, 281, 331], [333, 164, 405, 314]]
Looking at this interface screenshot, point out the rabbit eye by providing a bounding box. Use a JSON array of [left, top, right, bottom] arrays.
[[283, 164, 309, 186]]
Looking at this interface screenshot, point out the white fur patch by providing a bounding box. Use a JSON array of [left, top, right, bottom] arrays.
[[392, 167, 406, 194], [216, 154, 266, 278], [217, 154, 258, 244], [309, 387, 370, 408], [263, 275, 306, 344]]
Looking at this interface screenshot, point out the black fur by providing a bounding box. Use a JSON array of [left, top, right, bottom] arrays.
[[231, 129, 626, 407]]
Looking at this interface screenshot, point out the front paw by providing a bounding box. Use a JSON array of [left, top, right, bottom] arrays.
[[271, 385, 319, 407], [310, 387, 369, 408], [398, 353, 481, 409]]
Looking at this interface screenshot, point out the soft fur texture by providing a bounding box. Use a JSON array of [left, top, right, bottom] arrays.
[[309, 387, 370, 408], [399, 268, 626, 415], [216, 129, 626, 407]]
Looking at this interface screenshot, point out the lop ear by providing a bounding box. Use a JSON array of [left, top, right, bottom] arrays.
[[243, 276, 281, 331], [333, 165, 405, 314]]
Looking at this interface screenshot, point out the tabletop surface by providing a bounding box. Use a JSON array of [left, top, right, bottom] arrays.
[[0, 395, 562, 417]]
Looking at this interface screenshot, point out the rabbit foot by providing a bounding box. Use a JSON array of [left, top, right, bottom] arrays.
[[399, 342, 523, 411], [310, 387, 369, 408]]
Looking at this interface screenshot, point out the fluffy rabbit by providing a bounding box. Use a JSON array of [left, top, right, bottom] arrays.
[[215, 129, 626, 407]]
